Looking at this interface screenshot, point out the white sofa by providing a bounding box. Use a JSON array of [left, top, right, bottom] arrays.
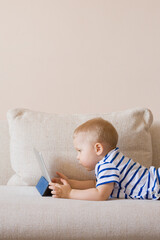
[[0, 107, 160, 240]]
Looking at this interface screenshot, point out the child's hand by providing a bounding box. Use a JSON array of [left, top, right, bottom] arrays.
[[51, 172, 68, 185], [49, 178, 72, 199]]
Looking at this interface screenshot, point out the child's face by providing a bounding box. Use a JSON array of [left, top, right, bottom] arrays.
[[73, 132, 99, 171]]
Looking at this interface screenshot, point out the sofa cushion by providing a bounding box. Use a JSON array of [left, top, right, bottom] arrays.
[[0, 186, 160, 240], [7, 107, 153, 186]]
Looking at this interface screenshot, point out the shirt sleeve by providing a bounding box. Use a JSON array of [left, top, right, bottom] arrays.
[[96, 162, 120, 187]]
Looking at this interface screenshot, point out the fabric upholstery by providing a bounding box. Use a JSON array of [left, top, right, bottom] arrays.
[[0, 120, 14, 185], [150, 121, 160, 168], [0, 186, 160, 240], [6, 107, 153, 186], [0, 108, 160, 240]]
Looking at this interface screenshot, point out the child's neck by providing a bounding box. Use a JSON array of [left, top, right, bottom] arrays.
[[103, 146, 116, 158]]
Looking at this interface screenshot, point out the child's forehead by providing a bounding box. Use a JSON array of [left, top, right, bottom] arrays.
[[73, 132, 96, 145], [73, 132, 87, 142]]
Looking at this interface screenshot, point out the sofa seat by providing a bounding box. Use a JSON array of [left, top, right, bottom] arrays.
[[0, 186, 160, 240]]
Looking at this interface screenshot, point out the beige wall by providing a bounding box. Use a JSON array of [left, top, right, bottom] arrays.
[[0, 0, 160, 120]]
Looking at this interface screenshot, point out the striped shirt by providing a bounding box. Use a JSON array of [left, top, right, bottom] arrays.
[[95, 147, 160, 200]]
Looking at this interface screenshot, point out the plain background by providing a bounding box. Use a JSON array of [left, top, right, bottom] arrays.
[[0, 0, 160, 120]]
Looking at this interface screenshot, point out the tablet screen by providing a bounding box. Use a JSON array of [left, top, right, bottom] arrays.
[[34, 148, 51, 183]]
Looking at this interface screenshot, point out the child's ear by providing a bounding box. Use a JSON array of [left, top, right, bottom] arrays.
[[94, 143, 103, 155]]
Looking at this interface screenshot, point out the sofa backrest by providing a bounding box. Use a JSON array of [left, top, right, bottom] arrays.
[[0, 120, 14, 185], [0, 118, 160, 185], [150, 121, 160, 168]]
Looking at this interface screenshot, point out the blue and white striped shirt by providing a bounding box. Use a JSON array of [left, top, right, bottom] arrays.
[[95, 147, 160, 200]]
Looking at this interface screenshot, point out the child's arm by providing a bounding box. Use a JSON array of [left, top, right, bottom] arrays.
[[69, 179, 96, 189], [49, 178, 114, 201], [51, 172, 95, 189], [69, 183, 114, 201]]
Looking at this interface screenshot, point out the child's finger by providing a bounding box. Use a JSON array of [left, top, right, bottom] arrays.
[[60, 178, 69, 185], [51, 178, 60, 182], [56, 172, 67, 180], [52, 193, 61, 198], [51, 177, 63, 185], [48, 182, 57, 189], [51, 186, 61, 197], [50, 185, 60, 192]]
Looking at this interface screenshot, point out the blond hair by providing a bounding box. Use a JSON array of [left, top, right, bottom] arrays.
[[73, 118, 118, 149]]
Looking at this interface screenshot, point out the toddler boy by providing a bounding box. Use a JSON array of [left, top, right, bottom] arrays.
[[49, 118, 160, 200]]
